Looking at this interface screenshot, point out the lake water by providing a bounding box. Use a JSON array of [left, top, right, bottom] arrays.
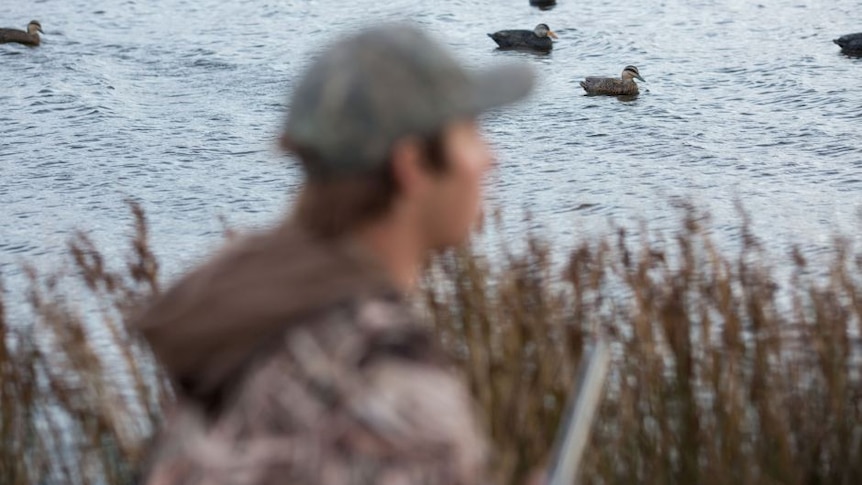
[[2, 0, 861, 295]]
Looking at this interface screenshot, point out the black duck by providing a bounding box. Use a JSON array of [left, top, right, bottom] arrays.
[[488, 23, 558, 52], [580, 65, 645, 96], [834, 33, 862, 56], [530, 0, 557, 10], [0, 20, 43, 46]]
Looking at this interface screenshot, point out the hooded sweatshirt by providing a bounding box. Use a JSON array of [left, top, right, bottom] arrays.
[[134, 219, 394, 411], [134, 220, 488, 485]]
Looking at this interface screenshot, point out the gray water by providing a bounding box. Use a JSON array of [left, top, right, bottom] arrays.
[[2, 0, 861, 292]]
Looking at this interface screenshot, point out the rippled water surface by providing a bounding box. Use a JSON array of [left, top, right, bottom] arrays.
[[2, 0, 861, 288]]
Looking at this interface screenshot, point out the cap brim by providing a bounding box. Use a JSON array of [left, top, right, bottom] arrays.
[[469, 63, 535, 114]]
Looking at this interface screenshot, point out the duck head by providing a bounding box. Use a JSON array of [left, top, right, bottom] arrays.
[[534, 24, 558, 39], [621, 65, 645, 82], [28, 20, 43, 35]]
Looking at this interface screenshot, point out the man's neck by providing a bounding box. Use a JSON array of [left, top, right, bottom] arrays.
[[354, 218, 426, 293]]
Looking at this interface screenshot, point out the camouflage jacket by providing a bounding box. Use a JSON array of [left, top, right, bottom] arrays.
[[137, 223, 488, 485]]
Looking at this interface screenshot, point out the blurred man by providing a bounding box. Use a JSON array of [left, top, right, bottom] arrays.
[[135, 23, 533, 485]]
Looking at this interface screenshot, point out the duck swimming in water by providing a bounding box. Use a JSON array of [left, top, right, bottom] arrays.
[[488, 24, 558, 52], [0, 20, 43, 46], [580, 65, 645, 96], [529, 0, 557, 10], [834, 33, 862, 56]]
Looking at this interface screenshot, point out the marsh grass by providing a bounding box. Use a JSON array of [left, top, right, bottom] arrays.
[[426, 211, 862, 485], [1, 202, 167, 485], [2, 204, 861, 484]]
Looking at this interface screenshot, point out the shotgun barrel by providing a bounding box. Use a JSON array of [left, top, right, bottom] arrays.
[[546, 338, 611, 485]]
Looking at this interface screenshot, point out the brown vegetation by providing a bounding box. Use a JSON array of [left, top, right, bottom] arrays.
[[2, 203, 861, 484], [1, 203, 166, 485]]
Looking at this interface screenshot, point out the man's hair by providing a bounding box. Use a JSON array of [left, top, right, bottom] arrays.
[[292, 133, 447, 239]]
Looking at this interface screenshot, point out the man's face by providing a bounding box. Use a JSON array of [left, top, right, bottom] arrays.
[[420, 118, 494, 249]]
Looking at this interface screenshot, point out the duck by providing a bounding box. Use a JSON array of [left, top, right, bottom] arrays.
[[0, 20, 43, 46], [530, 0, 557, 10], [834, 33, 862, 56], [580, 65, 645, 96], [488, 24, 558, 52]]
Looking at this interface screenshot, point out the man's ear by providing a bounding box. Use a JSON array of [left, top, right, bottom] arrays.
[[389, 137, 428, 199]]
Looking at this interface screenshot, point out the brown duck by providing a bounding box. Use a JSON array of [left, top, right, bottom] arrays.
[[580, 65, 646, 96], [0, 20, 43, 46]]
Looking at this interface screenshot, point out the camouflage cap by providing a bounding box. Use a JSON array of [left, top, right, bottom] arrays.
[[283, 23, 534, 177]]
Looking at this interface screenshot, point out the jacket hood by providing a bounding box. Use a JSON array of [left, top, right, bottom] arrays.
[[133, 220, 394, 409]]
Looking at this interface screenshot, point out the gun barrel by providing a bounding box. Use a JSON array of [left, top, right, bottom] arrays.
[[547, 339, 611, 485]]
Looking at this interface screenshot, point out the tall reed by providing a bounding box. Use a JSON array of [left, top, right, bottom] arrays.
[[1, 205, 860, 485], [1, 202, 167, 484], [424, 212, 862, 485]]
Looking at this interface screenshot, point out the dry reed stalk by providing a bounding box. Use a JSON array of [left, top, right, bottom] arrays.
[[1, 201, 167, 484], [1, 204, 860, 485], [424, 210, 862, 485]]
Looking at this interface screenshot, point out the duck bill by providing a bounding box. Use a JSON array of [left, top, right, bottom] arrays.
[[548, 30, 559, 39], [635, 74, 645, 82]]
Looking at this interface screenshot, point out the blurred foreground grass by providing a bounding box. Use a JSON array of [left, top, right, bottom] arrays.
[[2, 203, 861, 484]]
